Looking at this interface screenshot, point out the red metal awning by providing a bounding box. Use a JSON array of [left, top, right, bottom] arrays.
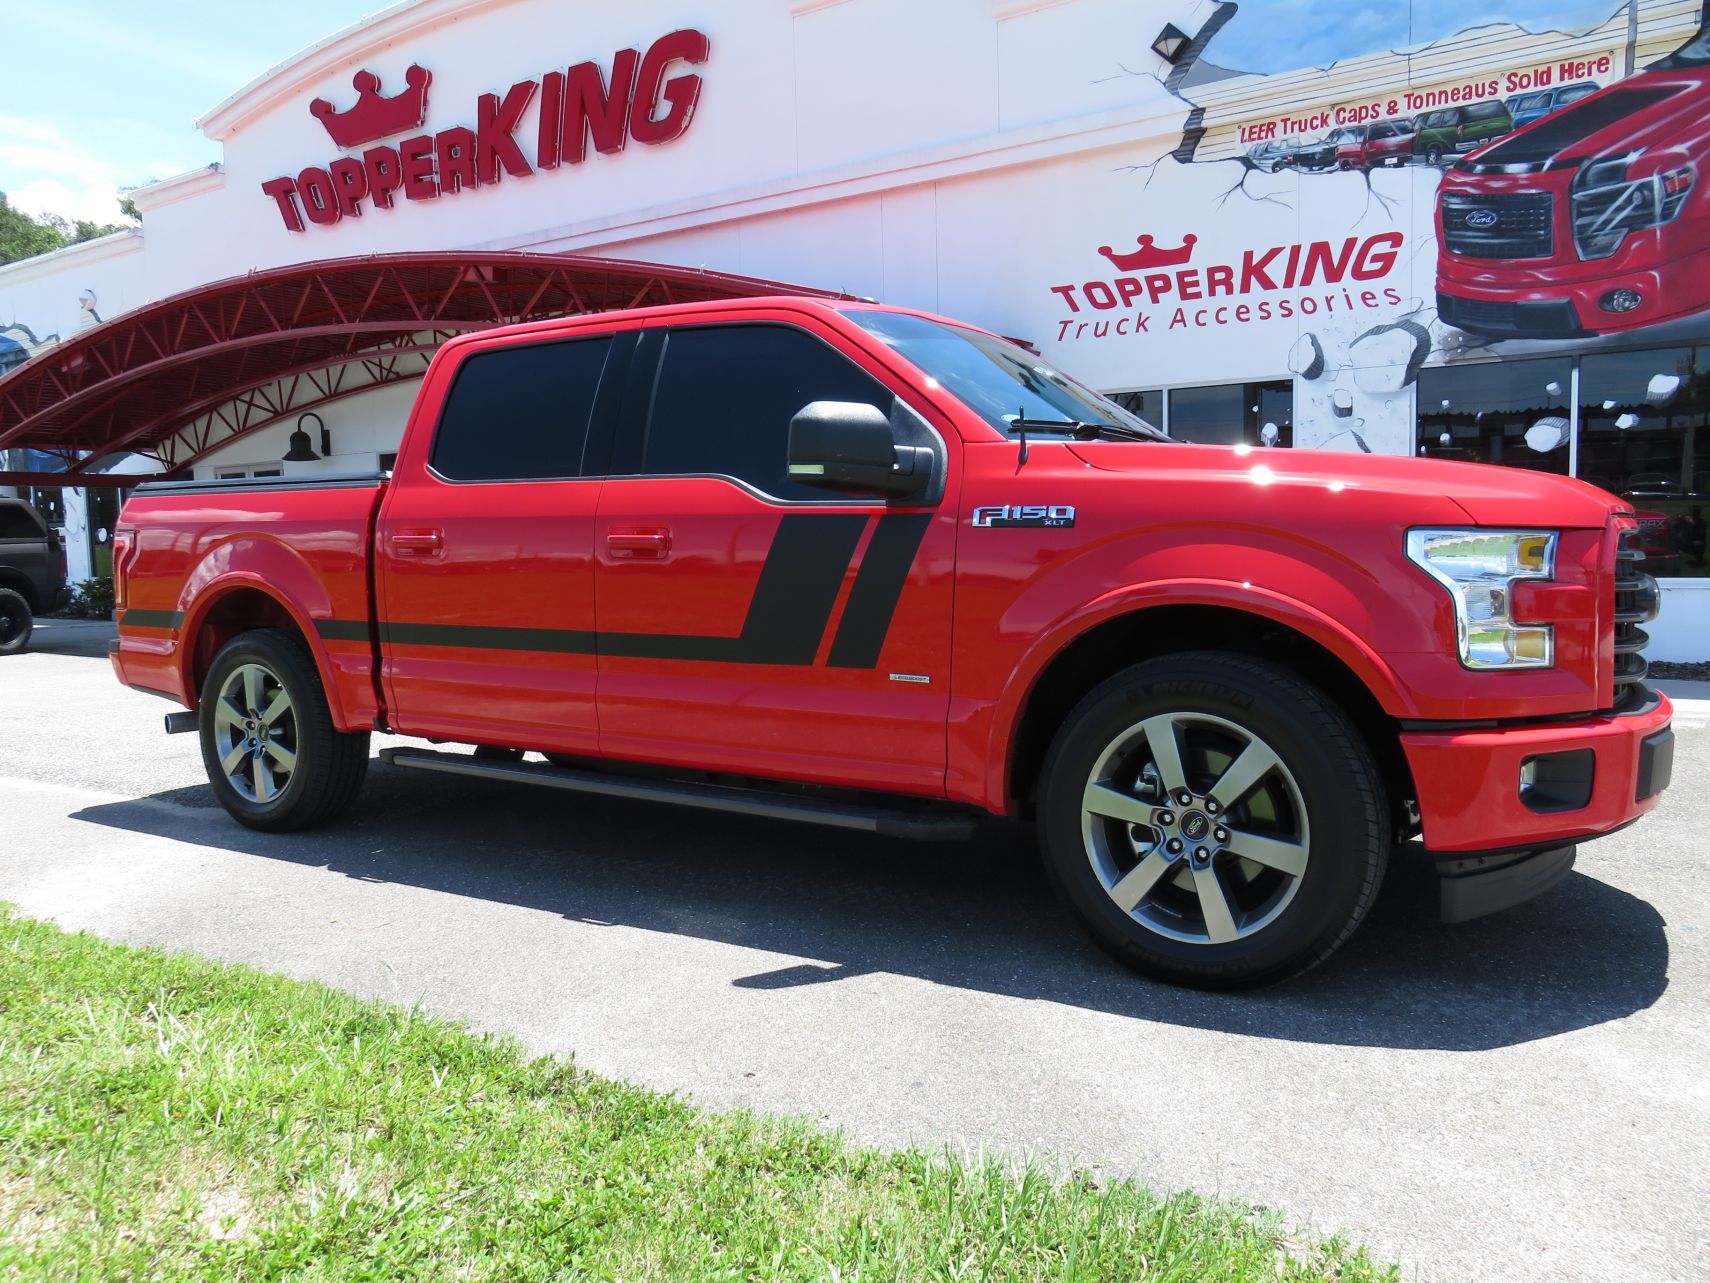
[[0, 251, 840, 486]]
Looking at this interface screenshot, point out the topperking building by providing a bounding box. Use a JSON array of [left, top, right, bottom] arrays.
[[1, 0, 1707, 656]]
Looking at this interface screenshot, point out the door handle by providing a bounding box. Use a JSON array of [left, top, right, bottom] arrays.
[[389, 528, 444, 556], [606, 526, 671, 558]]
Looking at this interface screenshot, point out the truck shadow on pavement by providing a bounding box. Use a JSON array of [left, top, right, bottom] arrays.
[[73, 758, 1669, 1053], [23, 619, 118, 659]]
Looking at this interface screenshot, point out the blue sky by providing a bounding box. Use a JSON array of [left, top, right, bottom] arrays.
[[1, 1, 379, 225], [1207, 1, 1630, 73]]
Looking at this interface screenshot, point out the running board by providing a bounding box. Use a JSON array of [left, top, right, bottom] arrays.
[[378, 747, 981, 842]]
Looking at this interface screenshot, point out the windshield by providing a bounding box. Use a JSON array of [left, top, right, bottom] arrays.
[[843, 309, 1167, 440]]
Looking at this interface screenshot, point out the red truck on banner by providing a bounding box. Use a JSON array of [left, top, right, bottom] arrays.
[[1436, 28, 1710, 338], [109, 297, 1672, 989]]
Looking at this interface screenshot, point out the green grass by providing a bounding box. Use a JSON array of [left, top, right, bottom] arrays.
[[0, 908, 1395, 1281]]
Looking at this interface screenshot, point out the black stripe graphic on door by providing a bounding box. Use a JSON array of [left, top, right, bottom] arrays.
[[346, 511, 928, 668], [827, 512, 933, 669]]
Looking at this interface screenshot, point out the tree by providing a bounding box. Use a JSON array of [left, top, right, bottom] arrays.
[[0, 192, 130, 267], [0, 192, 64, 264]]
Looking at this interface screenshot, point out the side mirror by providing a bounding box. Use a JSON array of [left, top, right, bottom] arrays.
[[787, 401, 934, 498]]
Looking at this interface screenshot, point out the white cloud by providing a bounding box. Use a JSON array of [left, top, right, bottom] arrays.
[[9, 178, 129, 226], [0, 117, 136, 224]]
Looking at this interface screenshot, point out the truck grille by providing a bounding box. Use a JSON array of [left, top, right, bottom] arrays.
[[1441, 192, 1555, 259], [1613, 528, 1658, 707]]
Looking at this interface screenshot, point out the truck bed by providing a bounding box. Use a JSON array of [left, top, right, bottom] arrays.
[[112, 474, 389, 730]]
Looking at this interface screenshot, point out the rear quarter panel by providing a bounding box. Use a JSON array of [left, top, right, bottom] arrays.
[[114, 484, 382, 729]]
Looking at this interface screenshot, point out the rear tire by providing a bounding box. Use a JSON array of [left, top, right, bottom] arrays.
[[199, 628, 368, 832], [1037, 652, 1388, 990], [0, 588, 32, 655]]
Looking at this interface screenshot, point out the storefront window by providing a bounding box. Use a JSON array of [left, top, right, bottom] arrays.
[[1108, 389, 1163, 428], [1167, 381, 1293, 447], [24, 486, 65, 528], [1415, 357, 1573, 476], [1580, 345, 1709, 578]]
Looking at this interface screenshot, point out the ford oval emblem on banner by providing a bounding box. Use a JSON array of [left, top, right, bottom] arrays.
[[1465, 208, 1501, 229]]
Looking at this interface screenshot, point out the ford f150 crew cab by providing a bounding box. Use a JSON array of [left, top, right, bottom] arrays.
[[110, 297, 1674, 988]]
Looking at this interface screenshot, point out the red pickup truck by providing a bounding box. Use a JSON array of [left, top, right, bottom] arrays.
[[109, 297, 1674, 988]]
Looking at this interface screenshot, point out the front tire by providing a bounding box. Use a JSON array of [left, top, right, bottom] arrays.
[[199, 628, 369, 832], [0, 588, 32, 655], [1038, 653, 1388, 990]]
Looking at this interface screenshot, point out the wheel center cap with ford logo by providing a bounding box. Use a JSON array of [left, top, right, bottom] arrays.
[[1181, 811, 1212, 841], [1465, 208, 1501, 228]]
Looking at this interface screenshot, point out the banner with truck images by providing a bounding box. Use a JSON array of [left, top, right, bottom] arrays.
[[1031, 0, 1710, 468]]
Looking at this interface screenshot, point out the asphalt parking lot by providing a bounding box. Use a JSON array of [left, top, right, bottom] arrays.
[[3, 617, 1707, 1282]]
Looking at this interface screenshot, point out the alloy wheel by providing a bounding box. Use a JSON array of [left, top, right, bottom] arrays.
[[212, 662, 298, 804], [1079, 712, 1311, 945]]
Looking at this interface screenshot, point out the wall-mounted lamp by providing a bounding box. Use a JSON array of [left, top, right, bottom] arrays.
[[283, 411, 331, 462], [1152, 23, 1191, 64]]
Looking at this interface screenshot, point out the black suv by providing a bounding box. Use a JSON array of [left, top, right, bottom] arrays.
[[0, 497, 69, 654]]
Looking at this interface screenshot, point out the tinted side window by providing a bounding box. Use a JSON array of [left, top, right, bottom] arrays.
[[1425, 110, 1457, 127], [0, 504, 44, 539], [1465, 101, 1506, 121], [641, 325, 893, 500], [431, 337, 612, 482]]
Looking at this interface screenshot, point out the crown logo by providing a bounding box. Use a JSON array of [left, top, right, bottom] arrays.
[[310, 65, 433, 149], [1097, 234, 1198, 273]]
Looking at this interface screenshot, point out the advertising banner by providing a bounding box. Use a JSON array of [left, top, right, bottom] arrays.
[[1034, 0, 1709, 484]]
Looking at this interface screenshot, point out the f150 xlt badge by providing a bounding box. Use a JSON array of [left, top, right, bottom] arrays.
[[972, 505, 1077, 529]]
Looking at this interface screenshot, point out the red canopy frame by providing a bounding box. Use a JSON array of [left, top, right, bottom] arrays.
[[0, 251, 840, 486]]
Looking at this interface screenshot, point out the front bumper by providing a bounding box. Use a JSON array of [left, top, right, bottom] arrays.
[[1436, 290, 1591, 338], [1437, 843, 1578, 924], [1435, 237, 1710, 338], [1401, 687, 1673, 854]]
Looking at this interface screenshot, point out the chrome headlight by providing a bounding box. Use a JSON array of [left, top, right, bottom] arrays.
[[1571, 151, 1696, 260], [1406, 529, 1559, 670]]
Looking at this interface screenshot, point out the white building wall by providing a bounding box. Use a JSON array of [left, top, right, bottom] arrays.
[[187, 381, 421, 481]]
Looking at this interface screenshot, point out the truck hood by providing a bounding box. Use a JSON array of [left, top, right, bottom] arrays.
[[1066, 442, 1627, 529], [1461, 70, 1708, 172]]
